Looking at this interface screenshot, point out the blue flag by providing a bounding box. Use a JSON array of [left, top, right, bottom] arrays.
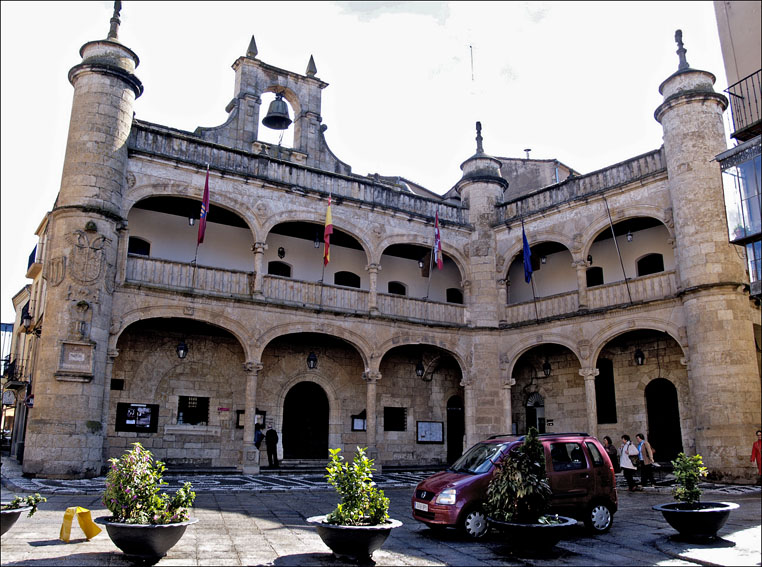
[[522, 226, 532, 283]]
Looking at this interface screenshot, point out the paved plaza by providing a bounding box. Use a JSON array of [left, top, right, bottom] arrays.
[[2, 455, 760, 566]]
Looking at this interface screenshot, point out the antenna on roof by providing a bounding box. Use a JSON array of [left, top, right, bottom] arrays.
[[524, 148, 532, 159], [469, 44, 474, 81]]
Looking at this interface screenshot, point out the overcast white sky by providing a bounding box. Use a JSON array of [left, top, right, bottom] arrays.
[[0, 1, 728, 323]]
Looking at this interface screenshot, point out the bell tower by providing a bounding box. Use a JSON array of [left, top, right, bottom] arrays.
[[655, 30, 760, 480], [23, 2, 142, 478]]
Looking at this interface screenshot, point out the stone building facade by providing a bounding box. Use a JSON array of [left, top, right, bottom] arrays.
[[10, 10, 761, 481]]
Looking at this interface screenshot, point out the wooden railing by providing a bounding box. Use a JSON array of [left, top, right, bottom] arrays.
[[125, 255, 252, 297], [128, 122, 468, 225]]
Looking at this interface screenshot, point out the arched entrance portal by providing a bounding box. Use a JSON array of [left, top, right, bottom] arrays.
[[282, 382, 329, 460], [446, 395, 464, 464], [645, 378, 683, 462], [526, 392, 546, 433]]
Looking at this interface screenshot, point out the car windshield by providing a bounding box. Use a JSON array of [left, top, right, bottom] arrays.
[[449, 442, 508, 474]]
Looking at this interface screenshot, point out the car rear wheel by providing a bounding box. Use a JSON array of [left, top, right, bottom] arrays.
[[459, 507, 488, 539], [584, 502, 613, 534]]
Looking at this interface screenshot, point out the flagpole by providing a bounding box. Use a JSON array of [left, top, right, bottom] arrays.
[[319, 192, 332, 309], [602, 196, 633, 305], [192, 163, 210, 289], [521, 217, 540, 322]]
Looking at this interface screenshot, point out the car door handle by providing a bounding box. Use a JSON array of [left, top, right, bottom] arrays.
[[578, 473, 589, 479]]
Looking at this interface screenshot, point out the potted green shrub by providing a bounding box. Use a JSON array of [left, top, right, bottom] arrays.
[[652, 452, 738, 539], [1, 493, 46, 536], [306, 447, 402, 561], [485, 427, 576, 548], [94, 442, 197, 558]]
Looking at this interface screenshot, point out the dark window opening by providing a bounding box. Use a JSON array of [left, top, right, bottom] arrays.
[[384, 407, 407, 431], [595, 358, 617, 424], [446, 288, 464, 304], [177, 396, 209, 425], [550, 442, 587, 471], [388, 281, 407, 296], [586, 442, 604, 466], [128, 237, 150, 256], [110, 379, 124, 391], [334, 271, 361, 288], [636, 253, 664, 276], [586, 266, 604, 287], [268, 261, 292, 277]]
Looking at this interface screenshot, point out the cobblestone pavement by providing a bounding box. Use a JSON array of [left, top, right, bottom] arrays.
[[2, 456, 760, 566]]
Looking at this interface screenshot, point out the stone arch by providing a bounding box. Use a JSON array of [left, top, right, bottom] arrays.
[[374, 335, 467, 377], [125, 181, 263, 241], [261, 85, 303, 120], [108, 306, 254, 362], [504, 335, 583, 379], [264, 212, 371, 264], [589, 319, 686, 365], [580, 207, 674, 259], [376, 234, 468, 279], [253, 322, 372, 369], [500, 229, 576, 280]]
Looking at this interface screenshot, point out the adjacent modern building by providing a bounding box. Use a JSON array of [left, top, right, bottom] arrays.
[[3, 6, 760, 481]]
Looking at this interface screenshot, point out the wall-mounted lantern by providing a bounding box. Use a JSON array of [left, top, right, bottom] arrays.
[[307, 351, 318, 370], [176, 340, 189, 360]]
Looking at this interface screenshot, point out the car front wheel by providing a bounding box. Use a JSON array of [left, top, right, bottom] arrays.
[[459, 507, 488, 539], [585, 502, 613, 534]]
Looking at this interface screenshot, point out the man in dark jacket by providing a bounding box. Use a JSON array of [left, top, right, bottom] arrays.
[[265, 425, 279, 468]]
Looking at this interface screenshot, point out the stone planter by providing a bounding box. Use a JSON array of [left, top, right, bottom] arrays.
[[306, 514, 403, 561], [1, 505, 32, 537], [487, 515, 577, 548], [95, 516, 198, 558], [652, 502, 739, 538]]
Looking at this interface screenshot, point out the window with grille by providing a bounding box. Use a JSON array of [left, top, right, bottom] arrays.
[[177, 396, 209, 425], [384, 407, 407, 431]]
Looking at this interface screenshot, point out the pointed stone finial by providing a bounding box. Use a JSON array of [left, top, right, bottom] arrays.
[[475, 121, 484, 154], [247, 36, 258, 58], [306, 55, 317, 77], [675, 29, 689, 70], [107, 0, 122, 40]]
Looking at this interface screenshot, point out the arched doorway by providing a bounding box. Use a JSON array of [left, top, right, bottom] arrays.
[[446, 395, 464, 464], [526, 392, 546, 433], [282, 382, 329, 459], [645, 378, 683, 462]]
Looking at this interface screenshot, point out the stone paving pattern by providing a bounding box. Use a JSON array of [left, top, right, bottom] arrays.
[[2, 457, 760, 566]]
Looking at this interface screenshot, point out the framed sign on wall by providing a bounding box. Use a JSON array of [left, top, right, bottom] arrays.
[[416, 421, 444, 444]]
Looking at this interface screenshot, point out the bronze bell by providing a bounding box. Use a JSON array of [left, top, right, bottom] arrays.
[[262, 93, 292, 130]]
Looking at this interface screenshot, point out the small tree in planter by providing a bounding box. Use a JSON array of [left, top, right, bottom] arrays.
[[306, 447, 402, 561], [485, 428, 576, 547], [1, 494, 46, 536], [652, 452, 739, 539], [96, 443, 197, 558]]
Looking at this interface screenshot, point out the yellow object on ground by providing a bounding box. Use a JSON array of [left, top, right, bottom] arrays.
[[59, 506, 102, 541]]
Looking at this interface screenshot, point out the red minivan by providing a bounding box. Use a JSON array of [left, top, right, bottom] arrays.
[[411, 432, 618, 538]]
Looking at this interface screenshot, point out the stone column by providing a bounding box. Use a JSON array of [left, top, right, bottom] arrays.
[[366, 264, 380, 313], [579, 368, 599, 439], [502, 377, 515, 434], [461, 374, 475, 450], [655, 34, 760, 479], [242, 361, 263, 473], [574, 259, 589, 309], [251, 242, 267, 296], [497, 279, 508, 324], [363, 371, 380, 461]]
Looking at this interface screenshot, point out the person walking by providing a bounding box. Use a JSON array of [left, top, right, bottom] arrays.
[[265, 425, 279, 468], [751, 429, 762, 485], [620, 434, 641, 491], [603, 436, 620, 473], [636, 433, 655, 487]]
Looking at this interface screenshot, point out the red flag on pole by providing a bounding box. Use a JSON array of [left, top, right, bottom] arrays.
[[434, 210, 443, 270], [323, 195, 333, 266], [197, 167, 210, 245]]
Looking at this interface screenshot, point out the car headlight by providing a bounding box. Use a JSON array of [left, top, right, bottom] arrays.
[[435, 488, 457, 505]]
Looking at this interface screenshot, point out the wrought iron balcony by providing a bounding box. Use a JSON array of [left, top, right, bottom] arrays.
[[726, 70, 762, 141]]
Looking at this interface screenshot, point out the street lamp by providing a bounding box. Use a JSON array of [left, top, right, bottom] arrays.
[[307, 351, 318, 369], [176, 340, 189, 359]]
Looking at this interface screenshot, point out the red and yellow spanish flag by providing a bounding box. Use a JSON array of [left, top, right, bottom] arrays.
[[323, 195, 333, 266]]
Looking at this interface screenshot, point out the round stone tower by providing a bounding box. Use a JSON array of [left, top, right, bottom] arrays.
[[23, 4, 142, 478], [655, 31, 760, 480]]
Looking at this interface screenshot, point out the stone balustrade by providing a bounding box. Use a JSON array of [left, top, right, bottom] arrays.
[[496, 149, 666, 223], [586, 270, 677, 309], [504, 290, 580, 324], [376, 292, 465, 325], [262, 275, 369, 313], [129, 122, 468, 225]]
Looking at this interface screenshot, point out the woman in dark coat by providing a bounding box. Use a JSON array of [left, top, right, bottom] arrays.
[[603, 436, 620, 473]]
